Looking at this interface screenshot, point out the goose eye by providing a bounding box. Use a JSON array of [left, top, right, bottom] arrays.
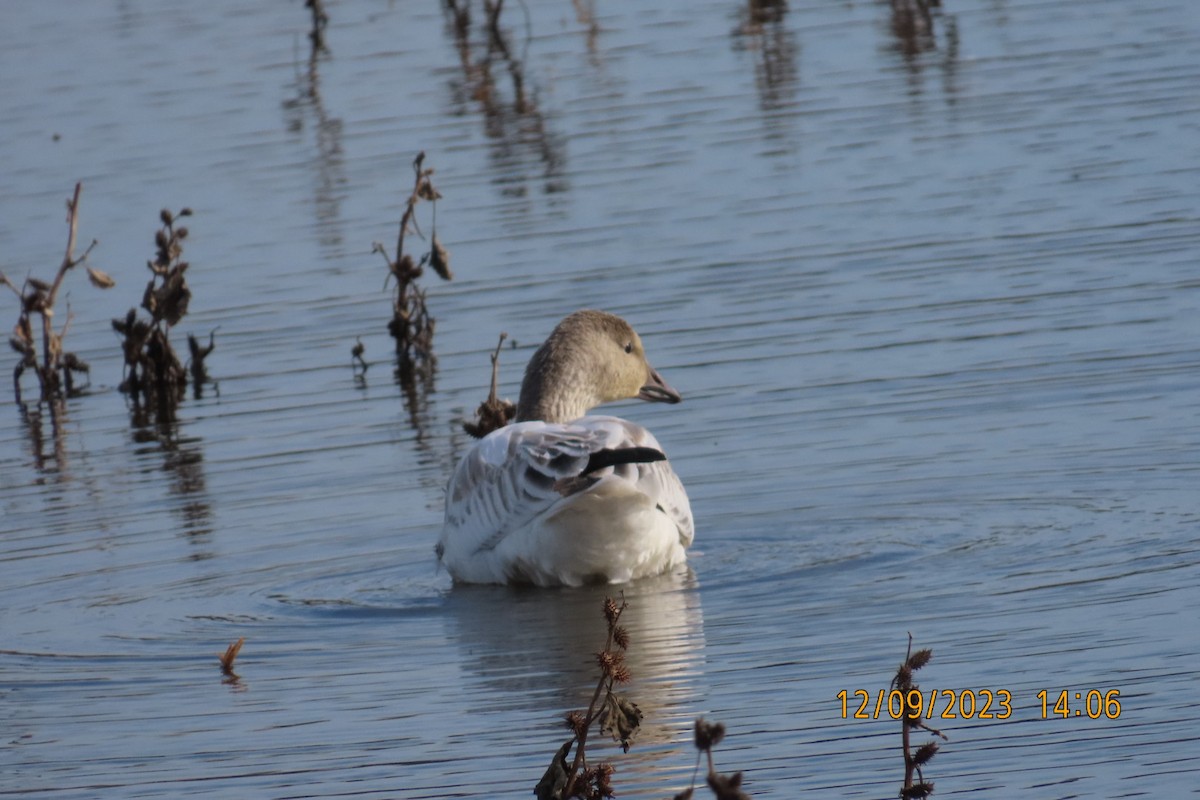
[[624, 342, 633, 354]]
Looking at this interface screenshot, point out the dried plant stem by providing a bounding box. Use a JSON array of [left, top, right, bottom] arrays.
[[537, 599, 750, 798], [394, 160, 420, 271], [48, 183, 83, 308], [113, 207, 198, 416], [893, 633, 946, 799], [392, 163, 421, 333], [560, 596, 628, 797], [5, 182, 105, 404], [376, 151, 451, 370], [41, 184, 98, 384], [462, 332, 516, 438], [900, 634, 915, 789], [487, 333, 505, 398], [568, 651, 611, 782]]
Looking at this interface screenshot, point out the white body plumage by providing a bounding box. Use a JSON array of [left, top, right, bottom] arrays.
[[439, 417, 693, 586]]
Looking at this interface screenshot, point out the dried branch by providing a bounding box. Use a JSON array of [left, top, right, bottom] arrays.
[[542, 595, 642, 800], [462, 332, 516, 437], [892, 634, 947, 798], [377, 151, 452, 379], [115, 207, 203, 416], [4, 182, 109, 404]]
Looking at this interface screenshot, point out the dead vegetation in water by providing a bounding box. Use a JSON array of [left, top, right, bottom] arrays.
[[3, 182, 111, 405], [351, 336, 368, 373], [218, 637, 245, 675], [112, 206, 215, 418], [187, 330, 217, 399], [462, 331, 516, 438], [892, 635, 947, 799], [688, 718, 752, 800], [536, 595, 640, 799], [372, 151, 453, 383], [536, 597, 750, 800], [533, 604, 952, 798], [218, 637, 246, 686]]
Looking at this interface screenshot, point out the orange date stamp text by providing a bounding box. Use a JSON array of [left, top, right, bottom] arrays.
[[836, 688, 1122, 720]]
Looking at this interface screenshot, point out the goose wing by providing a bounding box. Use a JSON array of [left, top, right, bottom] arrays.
[[439, 417, 692, 562]]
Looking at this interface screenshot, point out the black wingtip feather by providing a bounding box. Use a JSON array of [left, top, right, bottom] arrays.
[[583, 446, 667, 475]]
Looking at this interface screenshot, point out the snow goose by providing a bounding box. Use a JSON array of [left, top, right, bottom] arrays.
[[438, 310, 693, 586]]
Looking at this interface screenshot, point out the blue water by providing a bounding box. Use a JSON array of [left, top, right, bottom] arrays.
[[2, 1, 1199, 797]]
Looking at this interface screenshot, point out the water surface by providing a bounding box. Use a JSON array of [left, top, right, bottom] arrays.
[[2, 1, 1199, 797]]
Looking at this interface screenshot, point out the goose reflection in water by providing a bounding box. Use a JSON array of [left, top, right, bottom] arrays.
[[443, 569, 705, 768]]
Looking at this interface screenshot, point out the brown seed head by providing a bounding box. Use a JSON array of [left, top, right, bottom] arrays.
[[587, 762, 615, 797], [564, 709, 587, 736], [612, 625, 630, 651], [901, 782, 934, 799], [595, 649, 621, 676], [706, 770, 749, 800], [603, 596, 620, 625], [693, 718, 726, 751], [416, 178, 442, 202], [913, 740, 939, 765], [907, 648, 933, 671]]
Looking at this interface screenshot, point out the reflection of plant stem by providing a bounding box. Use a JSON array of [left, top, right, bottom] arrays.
[[572, 0, 599, 50], [306, 0, 329, 53], [19, 396, 69, 476], [442, 0, 564, 191], [485, 0, 507, 57]]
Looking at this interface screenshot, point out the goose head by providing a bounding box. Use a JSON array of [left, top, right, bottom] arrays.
[[516, 310, 681, 423]]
